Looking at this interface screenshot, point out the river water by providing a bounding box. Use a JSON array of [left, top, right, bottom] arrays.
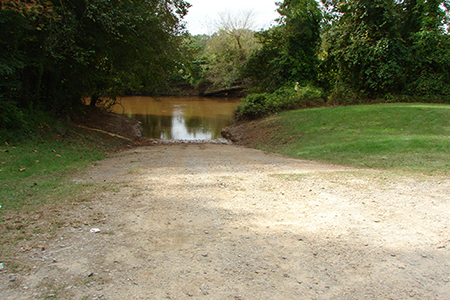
[[111, 96, 241, 140]]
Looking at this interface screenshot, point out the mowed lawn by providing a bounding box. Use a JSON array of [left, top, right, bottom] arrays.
[[0, 129, 123, 212], [253, 103, 450, 175]]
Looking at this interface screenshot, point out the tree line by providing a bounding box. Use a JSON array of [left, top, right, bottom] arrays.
[[2, 0, 450, 129], [179, 0, 450, 119], [0, 0, 189, 130]]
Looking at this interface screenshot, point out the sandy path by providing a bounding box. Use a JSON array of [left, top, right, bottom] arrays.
[[2, 144, 450, 299]]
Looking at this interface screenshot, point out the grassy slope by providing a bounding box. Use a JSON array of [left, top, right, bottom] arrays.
[[0, 128, 126, 213], [251, 103, 450, 175], [2, 102, 449, 214]]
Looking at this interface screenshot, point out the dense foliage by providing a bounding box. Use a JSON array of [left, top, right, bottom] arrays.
[[176, 11, 260, 91], [0, 0, 188, 131], [3, 0, 450, 126], [325, 0, 450, 98], [241, 0, 323, 93], [234, 85, 324, 119], [235, 0, 450, 119]]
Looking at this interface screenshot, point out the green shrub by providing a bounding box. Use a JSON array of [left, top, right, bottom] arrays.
[[234, 93, 271, 120], [295, 85, 325, 107], [235, 85, 325, 120], [0, 97, 26, 129], [0, 106, 69, 142], [327, 85, 362, 106]]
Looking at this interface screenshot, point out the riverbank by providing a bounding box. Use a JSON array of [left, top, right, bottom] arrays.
[[222, 103, 450, 175], [1, 104, 450, 299], [2, 102, 449, 215]]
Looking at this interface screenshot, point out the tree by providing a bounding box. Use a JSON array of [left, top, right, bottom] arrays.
[[0, 0, 189, 129], [403, 0, 450, 97], [325, 0, 407, 97], [181, 11, 260, 90], [0, 0, 58, 128], [216, 10, 256, 59], [240, 26, 290, 92], [204, 27, 259, 88], [324, 0, 450, 99], [407, 30, 450, 97], [241, 0, 323, 92]]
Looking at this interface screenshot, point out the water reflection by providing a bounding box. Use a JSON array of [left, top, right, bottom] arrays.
[[112, 96, 240, 140]]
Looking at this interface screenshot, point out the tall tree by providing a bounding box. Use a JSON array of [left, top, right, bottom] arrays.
[[217, 10, 256, 60], [204, 27, 259, 88], [324, 0, 450, 98], [0, 0, 189, 128], [277, 0, 322, 83], [184, 10, 260, 89], [241, 0, 323, 92], [325, 0, 407, 97], [405, 0, 450, 96]]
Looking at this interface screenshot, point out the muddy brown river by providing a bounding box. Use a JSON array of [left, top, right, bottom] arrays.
[[111, 96, 240, 140]]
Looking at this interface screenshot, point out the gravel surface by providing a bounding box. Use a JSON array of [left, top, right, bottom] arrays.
[[2, 144, 450, 299]]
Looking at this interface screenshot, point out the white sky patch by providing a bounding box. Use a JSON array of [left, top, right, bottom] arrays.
[[183, 0, 280, 35]]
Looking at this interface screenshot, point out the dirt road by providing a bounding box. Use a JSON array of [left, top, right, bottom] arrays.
[[3, 144, 450, 299]]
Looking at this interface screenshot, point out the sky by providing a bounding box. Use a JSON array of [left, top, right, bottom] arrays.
[[183, 0, 280, 35]]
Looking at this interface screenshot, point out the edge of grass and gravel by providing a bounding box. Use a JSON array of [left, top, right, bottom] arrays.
[[1, 102, 450, 275], [223, 103, 450, 176], [0, 113, 136, 274], [3, 102, 450, 215], [0, 127, 128, 212], [4, 102, 449, 215]]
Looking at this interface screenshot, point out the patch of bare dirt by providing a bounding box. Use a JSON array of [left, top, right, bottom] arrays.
[[72, 106, 143, 142], [221, 118, 278, 146], [1, 110, 450, 299]]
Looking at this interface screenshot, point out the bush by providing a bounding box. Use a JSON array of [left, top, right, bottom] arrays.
[[235, 85, 324, 120], [295, 85, 325, 106], [327, 85, 363, 106], [234, 93, 271, 120], [0, 96, 26, 129], [0, 103, 69, 142]]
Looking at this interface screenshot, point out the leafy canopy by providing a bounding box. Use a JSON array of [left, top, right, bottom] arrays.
[[0, 0, 189, 129]]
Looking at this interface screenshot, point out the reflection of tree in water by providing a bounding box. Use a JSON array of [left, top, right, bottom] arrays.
[[184, 115, 233, 139], [125, 110, 234, 140], [213, 115, 233, 137], [184, 116, 201, 129], [128, 114, 174, 139], [184, 116, 209, 134]]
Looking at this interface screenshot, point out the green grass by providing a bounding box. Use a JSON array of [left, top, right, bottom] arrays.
[[0, 119, 127, 276], [252, 103, 450, 175], [0, 128, 125, 212]]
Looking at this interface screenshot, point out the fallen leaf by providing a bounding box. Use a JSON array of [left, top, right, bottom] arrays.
[[0, 161, 5, 164]]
